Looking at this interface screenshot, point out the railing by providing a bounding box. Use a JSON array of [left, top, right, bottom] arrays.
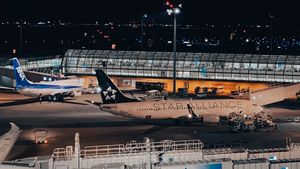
[[290, 143, 300, 148], [80, 139, 203, 158], [203, 148, 245, 155], [82, 144, 130, 157], [53, 148, 67, 158], [52, 139, 203, 160]]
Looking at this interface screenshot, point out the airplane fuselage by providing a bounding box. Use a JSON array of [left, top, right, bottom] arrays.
[[16, 79, 83, 97], [17, 87, 81, 97], [12, 57, 83, 99], [101, 99, 263, 123]]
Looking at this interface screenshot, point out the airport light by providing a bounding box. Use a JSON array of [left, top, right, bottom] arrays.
[[174, 8, 180, 14], [165, 2, 182, 97], [140, 14, 148, 49]]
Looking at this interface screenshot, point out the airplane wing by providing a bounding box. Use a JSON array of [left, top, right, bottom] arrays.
[[0, 86, 15, 92], [84, 100, 103, 110], [0, 123, 22, 161]]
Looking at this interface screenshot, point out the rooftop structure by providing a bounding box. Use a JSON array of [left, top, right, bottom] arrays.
[[8, 133, 300, 169]]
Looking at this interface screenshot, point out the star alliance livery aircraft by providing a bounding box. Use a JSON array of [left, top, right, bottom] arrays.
[[12, 58, 83, 101], [95, 70, 263, 123]]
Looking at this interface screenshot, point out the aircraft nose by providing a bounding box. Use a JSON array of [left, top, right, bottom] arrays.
[[256, 106, 263, 113]]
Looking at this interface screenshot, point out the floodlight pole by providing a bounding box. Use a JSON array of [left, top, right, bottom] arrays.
[[172, 12, 177, 97], [166, 4, 181, 97]]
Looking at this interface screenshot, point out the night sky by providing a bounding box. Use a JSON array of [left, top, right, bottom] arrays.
[[1, 0, 299, 24]]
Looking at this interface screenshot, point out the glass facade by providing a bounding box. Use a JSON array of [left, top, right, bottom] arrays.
[[62, 49, 300, 83]]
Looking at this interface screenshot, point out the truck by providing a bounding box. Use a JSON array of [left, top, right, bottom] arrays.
[[135, 81, 165, 91], [34, 129, 48, 144]]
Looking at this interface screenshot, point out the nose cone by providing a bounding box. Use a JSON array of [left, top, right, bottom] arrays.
[[255, 105, 264, 114]]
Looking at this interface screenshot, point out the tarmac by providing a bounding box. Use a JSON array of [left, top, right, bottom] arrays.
[[1, 92, 300, 160]]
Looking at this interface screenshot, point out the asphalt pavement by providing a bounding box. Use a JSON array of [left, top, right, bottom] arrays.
[[1, 93, 300, 160]]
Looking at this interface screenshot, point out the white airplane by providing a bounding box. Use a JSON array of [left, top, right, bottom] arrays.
[[95, 70, 263, 123], [12, 58, 83, 101]]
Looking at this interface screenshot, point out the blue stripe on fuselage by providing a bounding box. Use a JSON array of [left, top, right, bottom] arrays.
[[16, 83, 81, 90]]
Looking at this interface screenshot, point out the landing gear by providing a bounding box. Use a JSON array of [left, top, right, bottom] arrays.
[[175, 116, 204, 126], [69, 91, 75, 97], [41, 94, 64, 102], [175, 103, 204, 125], [51, 95, 57, 102], [54, 94, 64, 101]]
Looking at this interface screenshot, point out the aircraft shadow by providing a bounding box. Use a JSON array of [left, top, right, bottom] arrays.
[[0, 98, 88, 107]]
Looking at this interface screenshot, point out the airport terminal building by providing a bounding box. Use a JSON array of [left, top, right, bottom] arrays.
[[59, 49, 300, 93], [2, 49, 300, 93], [62, 49, 300, 83]]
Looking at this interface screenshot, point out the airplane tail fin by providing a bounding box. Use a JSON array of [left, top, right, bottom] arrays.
[[187, 104, 198, 119], [12, 58, 32, 88], [95, 69, 139, 104]]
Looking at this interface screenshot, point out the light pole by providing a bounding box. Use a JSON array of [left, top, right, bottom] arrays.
[[167, 5, 181, 97]]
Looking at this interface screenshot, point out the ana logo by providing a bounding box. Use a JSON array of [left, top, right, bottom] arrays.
[[103, 86, 117, 101], [16, 67, 26, 81]]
